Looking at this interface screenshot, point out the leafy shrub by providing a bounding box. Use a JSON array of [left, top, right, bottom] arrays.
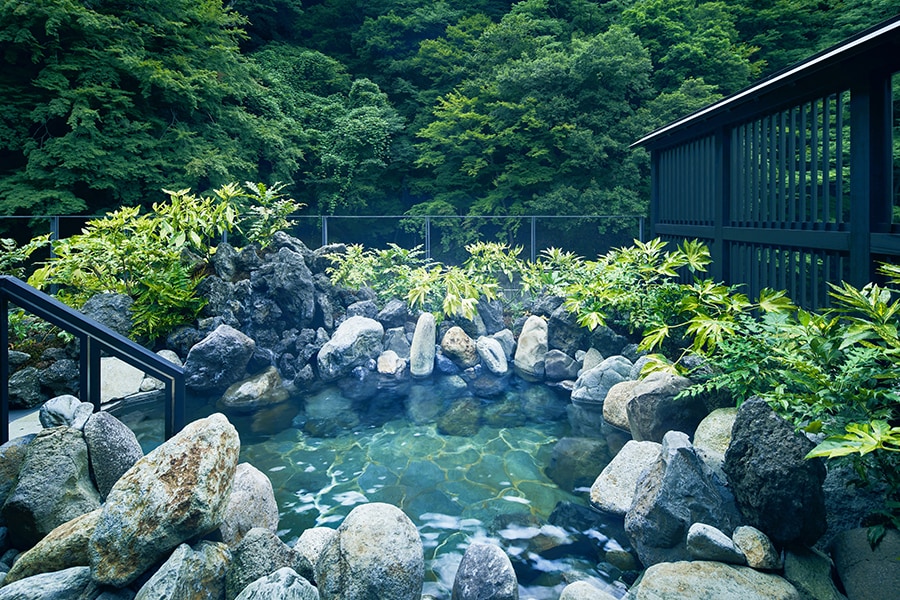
[[0, 235, 50, 278]]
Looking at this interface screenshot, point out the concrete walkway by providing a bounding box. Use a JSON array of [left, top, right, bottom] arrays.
[[8, 407, 42, 438]]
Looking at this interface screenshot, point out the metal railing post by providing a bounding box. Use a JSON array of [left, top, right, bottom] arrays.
[[322, 216, 328, 247], [425, 216, 431, 260], [530, 216, 536, 263], [1, 293, 8, 444]]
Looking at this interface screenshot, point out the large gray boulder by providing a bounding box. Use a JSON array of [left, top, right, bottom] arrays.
[[38, 395, 93, 430], [234, 567, 319, 600], [451, 543, 518, 600], [293, 527, 338, 573], [571, 356, 632, 406], [184, 324, 256, 392], [0, 435, 35, 507], [39, 359, 80, 397], [134, 541, 231, 600], [476, 336, 508, 376], [89, 413, 240, 587], [626, 371, 705, 442], [83, 411, 144, 501], [2, 427, 101, 549], [219, 463, 280, 547], [7, 366, 43, 409], [441, 327, 479, 368], [3, 508, 100, 584], [0, 566, 99, 600], [316, 503, 424, 600], [316, 316, 384, 382], [548, 303, 588, 356], [218, 366, 290, 412], [624, 431, 742, 567], [602, 380, 639, 431], [543, 349, 580, 381], [250, 246, 317, 330], [559, 581, 618, 600], [513, 315, 548, 381], [81, 292, 134, 338], [686, 522, 745, 564], [723, 397, 826, 546], [625, 561, 801, 599], [832, 527, 900, 600], [409, 313, 437, 378], [692, 407, 737, 482], [590, 440, 662, 516], [226, 527, 314, 600]]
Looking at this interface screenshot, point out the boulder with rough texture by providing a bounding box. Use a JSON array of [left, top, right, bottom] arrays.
[[732, 525, 780, 570], [38, 395, 93, 430], [81, 292, 134, 338], [134, 541, 231, 600], [476, 336, 508, 376], [316, 503, 424, 600], [233, 567, 319, 600], [571, 356, 632, 406], [624, 431, 742, 567], [626, 561, 801, 599], [293, 527, 338, 572], [7, 366, 43, 409], [218, 366, 290, 412], [3, 508, 99, 584], [316, 317, 384, 383], [723, 397, 826, 546], [548, 303, 588, 356], [376, 298, 409, 329], [0, 435, 35, 507], [602, 380, 640, 431], [38, 359, 80, 398], [441, 327, 479, 368], [2, 427, 101, 549], [559, 581, 618, 600], [83, 411, 144, 500], [219, 463, 280, 547], [513, 315, 548, 381], [686, 522, 745, 564], [544, 349, 580, 381], [590, 440, 662, 516], [409, 313, 437, 378], [451, 543, 518, 600], [782, 547, 846, 600], [0, 566, 99, 599], [626, 371, 705, 442], [832, 527, 900, 600], [89, 413, 240, 587], [226, 527, 314, 600], [249, 245, 317, 330], [184, 325, 256, 392]]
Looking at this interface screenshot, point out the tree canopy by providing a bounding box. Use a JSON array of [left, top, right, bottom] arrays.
[[1, 0, 897, 235]]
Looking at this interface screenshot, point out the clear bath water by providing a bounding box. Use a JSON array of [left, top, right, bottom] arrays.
[[119, 384, 632, 599]]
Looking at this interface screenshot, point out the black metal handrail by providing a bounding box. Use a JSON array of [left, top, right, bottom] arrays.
[[1, 275, 185, 443]]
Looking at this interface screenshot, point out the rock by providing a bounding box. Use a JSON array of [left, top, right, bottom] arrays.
[[626, 561, 801, 599], [81, 292, 134, 338], [476, 336, 508, 375], [821, 460, 888, 550], [293, 527, 338, 572], [134, 541, 231, 600], [0, 435, 35, 507], [477, 297, 506, 335], [376, 298, 409, 329], [226, 527, 314, 600], [571, 356, 632, 406], [218, 366, 290, 412], [629, 355, 655, 380], [437, 398, 482, 437], [832, 527, 900, 600], [376, 350, 407, 376], [184, 325, 256, 392], [7, 367, 43, 409], [451, 543, 518, 600], [590, 440, 661, 516], [316, 317, 384, 382], [547, 437, 610, 493], [336, 365, 380, 401], [626, 371, 705, 442], [37, 359, 79, 398], [441, 326, 479, 368], [410, 314, 437, 378], [38, 395, 93, 430], [723, 397, 826, 546], [233, 567, 319, 600], [302, 389, 359, 436], [83, 411, 144, 500], [250, 246, 316, 330], [544, 349, 580, 381], [316, 503, 424, 600], [783, 547, 846, 600], [99, 357, 147, 402], [602, 380, 639, 431], [2, 427, 100, 549], [346, 300, 379, 320], [383, 327, 411, 359], [0, 566, 99, 599], [686, 522, 745, 564], [89, 413, 240, 587], [491, 329, 516, 360], [513, 315, 548, 381], [624, 431, 742, 567], [588, 326, 629, 358], [219, 463, 280, 547], [549, 303, 587, 356], [732, 526, 780, 570], [692, 407, 737, 482], [3, 508, 100, 584], [559, 581, 618, 600], [6, 351, 30, 368], [580, 348, 604, 374]]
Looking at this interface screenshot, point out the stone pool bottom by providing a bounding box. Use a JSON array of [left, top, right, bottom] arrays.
[[121, 386, 632, 599]]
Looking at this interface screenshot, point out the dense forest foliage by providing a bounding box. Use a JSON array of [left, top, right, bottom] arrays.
[[1, 0, 898, 236]]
